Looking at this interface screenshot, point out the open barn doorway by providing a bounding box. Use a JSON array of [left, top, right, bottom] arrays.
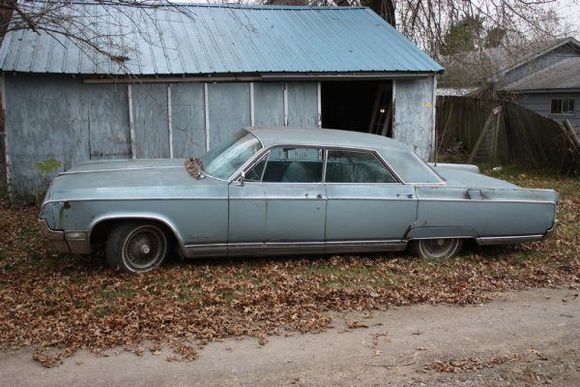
[[321, 81, 393, 136]]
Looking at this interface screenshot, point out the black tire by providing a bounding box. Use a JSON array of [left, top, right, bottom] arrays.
[[410, 238, 463, 260], [105, 222, 168, 273]]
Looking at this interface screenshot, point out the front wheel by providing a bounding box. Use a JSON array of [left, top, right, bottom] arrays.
[[411, 238, 463, 260], [106, 222, 168, 273]]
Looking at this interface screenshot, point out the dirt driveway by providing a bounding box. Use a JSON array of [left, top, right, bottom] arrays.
[[1, 287, 578, 386]]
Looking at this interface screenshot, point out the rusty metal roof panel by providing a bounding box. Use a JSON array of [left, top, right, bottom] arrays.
[[0, 2, 443, 76]]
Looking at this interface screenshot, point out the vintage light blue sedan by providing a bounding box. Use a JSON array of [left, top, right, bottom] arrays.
[[39, 128, 559, 273]]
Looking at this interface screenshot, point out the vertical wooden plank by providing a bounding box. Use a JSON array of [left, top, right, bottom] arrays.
[[287, 82, 318, 128], [0, 74, 11, 202], [132, 83, 170, 158], [204, 82, 210, 151], [87, 83, 131, 159], [392, 76, 435, 160], [128, 84, 136, 159], [207, 83, 251, 147], [171, 82, 206, 157], [431, 76, 437, 161], [167, 84, 173, 158], [283, 82, 288, 127], [254, 82, 284, 127], [250, 82, 255, 127]]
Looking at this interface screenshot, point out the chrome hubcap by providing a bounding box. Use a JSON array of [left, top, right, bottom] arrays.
[[420, 238, 459, 260], [122, 225, 166, 270]]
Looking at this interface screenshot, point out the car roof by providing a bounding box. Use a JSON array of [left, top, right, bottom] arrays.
[[245, 127, 411, 153]]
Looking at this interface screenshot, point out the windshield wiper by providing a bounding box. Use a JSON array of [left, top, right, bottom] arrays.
[[185, 157, 204, 179]]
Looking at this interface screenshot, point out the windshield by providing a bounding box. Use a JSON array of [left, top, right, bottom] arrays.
[[198, 130, 262, 180]]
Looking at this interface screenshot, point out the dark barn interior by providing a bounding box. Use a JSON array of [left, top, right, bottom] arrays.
[[321, 81, 393, 137]]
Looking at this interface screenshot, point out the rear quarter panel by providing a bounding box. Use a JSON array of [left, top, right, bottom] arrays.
[[415, 186, 558, 237]]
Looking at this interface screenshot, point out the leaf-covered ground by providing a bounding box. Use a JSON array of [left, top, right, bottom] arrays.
[[0, 167, 578, 367]]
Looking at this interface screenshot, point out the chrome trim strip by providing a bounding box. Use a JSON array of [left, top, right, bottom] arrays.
[[417, 198, 556, 204], [87, 213, 185, 247], [183, 240, 407, 258], [41, 197, 227, 206], [59, 165, 182, 175], [475, 235, 544, 245]]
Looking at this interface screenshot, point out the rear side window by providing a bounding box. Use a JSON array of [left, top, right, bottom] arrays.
[[326, 150, 397, 183]]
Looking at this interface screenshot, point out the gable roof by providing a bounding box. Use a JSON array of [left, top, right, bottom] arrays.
[[502, 57, 580, 92], [494, 37, 580, 81], [0, 2, 442, 76]]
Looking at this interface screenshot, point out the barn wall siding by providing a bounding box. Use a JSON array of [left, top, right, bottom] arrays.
[[4, 75, 435, 203], [170, 83, 206, 158], [5, 75, 92, 203], [287, 82, 318, 127], [132, 84, 170, 159], [393, 76, 435, 160], [254, 82, 285, 127]]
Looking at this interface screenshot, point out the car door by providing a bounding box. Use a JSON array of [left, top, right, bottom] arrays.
[[229, 146, 327, 254], [324, 149, 417, 251]]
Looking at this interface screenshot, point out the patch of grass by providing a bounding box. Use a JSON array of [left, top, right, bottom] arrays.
[[98, 288, 137, 301]]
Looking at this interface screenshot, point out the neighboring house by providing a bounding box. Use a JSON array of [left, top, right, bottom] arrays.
[[490, 37, 580, 129], [0, 3, 442, 204]]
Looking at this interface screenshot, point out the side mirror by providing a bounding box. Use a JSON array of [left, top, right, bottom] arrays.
[[235, 171, 246, 186]]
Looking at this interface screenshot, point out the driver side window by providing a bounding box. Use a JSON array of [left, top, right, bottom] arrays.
[[245, 147, 324, 183]]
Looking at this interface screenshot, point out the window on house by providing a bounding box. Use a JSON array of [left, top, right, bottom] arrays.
[[551, 98, 575, 115]]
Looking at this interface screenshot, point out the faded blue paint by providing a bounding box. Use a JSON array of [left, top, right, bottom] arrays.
[[254, 82, 285, 127], [207, 83, 251, 147], [38, 128, 558, 265], [287, 82, 318, 127], [170, 83, 206, 158], [87, 84, 131, 160], [132, 84, 170, 159], [0, 3, 443, 76]]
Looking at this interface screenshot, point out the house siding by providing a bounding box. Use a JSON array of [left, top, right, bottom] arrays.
[[515, 92, 580, 128]]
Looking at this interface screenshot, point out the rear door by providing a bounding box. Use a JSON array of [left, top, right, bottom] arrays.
[[324, 149, 417, 244]]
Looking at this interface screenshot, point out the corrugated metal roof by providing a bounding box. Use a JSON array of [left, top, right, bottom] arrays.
[[502, 57, 580, 91], [0, 2, 442, 76]]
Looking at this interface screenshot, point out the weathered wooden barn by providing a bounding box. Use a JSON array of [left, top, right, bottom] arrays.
[[0, 3, 442, 204]]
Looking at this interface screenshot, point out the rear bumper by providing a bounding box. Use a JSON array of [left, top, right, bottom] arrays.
[[38, 219, 91, 254], [38, 219, 70, 253]]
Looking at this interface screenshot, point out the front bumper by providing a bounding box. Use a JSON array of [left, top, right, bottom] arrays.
[[38, 219, 91, 254]]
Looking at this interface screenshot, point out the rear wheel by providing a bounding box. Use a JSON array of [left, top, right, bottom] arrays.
[[106, 222, 168, 273], [411, 238, 463, 260]]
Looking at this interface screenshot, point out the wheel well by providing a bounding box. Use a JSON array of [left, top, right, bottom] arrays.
[[90, 218, 179, 250]]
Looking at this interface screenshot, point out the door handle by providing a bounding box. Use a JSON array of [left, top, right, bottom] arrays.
[[316, 193, 323, 199]]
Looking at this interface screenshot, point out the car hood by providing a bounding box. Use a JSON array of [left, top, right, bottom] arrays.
[[44, 159, 226, 202], [433, 166, 519, 189]]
